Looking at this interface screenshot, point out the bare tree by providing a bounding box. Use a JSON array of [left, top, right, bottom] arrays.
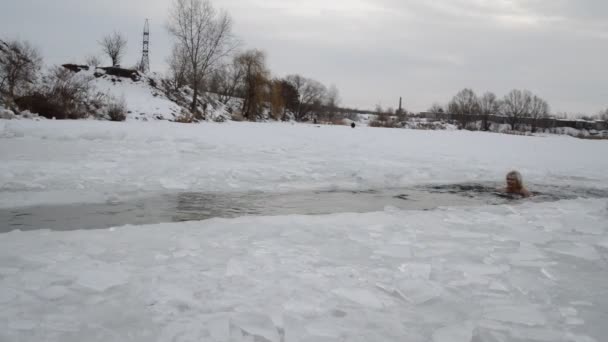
[[278, 79, 299, 118], [500, 89, 532, 130], [577, 114, 596, 121], [322, 84, 340, 120], [99, 32, 127, 67], [374, 104, 384, 114], [448, 88, 480, 128], [427, 103, 445, 114], [285, 74, 327, 121], [85, 55, 102, 68], [528, 95, 550, 132], [167, 0, 237, 113], [235, 49, 269, 120], [396, 107, 409, 122], [598, 108, 608, 121], [210, 56, 244, 104], [375, 104, 389, 122], [478, 92, 500, 131], [0, 39, 42, 100], [166, 44, 191, 91], [285, 74, 306, 118]]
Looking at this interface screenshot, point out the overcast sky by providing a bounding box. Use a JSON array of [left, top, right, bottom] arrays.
[[1, 0, 607, 114]]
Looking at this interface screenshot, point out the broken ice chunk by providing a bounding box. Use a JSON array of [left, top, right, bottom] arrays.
[[484, 305, 546, 326], [432, 322, 474, 342], [332, 288, 384, 309]]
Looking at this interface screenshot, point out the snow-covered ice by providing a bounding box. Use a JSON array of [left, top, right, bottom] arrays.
[[1, 120, 607, 209], [1, 198, 607, 341], [1, 120, 607, 341], [432, 321, 474, 342]]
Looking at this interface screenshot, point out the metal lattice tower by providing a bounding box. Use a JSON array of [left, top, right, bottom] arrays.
[[139, 19, 150, 73]]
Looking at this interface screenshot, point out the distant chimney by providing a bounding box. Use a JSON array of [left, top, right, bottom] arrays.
[[398, 97, 403, 114]]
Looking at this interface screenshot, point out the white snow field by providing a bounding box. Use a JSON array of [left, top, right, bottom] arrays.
[[1, 120, 608, 341]]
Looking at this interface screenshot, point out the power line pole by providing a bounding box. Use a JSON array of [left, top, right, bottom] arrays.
[[139, 19, 150, 73]]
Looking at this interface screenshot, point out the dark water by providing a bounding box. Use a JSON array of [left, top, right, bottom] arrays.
[[1, 183, 607, 233]]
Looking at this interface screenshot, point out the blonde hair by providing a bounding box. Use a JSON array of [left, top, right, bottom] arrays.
[[507, 170, 523, 186]]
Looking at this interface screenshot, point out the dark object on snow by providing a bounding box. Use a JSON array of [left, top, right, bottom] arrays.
[[15, 94, 80, 120], [15, 94, 54, 117], [351, 122, 356, 128], [313, 118, 317, 124], [148, 78, 157, 88], [61, 64, 89, 73], [98, 67, 141, 81]]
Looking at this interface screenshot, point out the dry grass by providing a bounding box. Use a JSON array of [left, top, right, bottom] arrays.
[[230, 112, 245, 122], [369, 119, 402, 128], [499, 130, 533, 136], [174, 111, 197, 123], [107, 98, 126, 122], [577, 134, 608, 140]]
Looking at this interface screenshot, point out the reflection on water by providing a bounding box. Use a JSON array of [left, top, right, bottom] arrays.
[[1, 183, 607, 233]]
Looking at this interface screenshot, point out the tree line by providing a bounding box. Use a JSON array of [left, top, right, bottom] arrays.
[[427, 88, 550, 132], [163, 0, 342, 121], [428, 88, 607, 132]]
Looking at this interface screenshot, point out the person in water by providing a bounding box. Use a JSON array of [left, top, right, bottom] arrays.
[[502, 170, 532, 198]]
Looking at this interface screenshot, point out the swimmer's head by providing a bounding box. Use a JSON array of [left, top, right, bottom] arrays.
[[506, 170, 523, 189]]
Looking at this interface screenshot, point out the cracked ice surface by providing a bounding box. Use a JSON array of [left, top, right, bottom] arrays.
[[1, 199, 607, 341]]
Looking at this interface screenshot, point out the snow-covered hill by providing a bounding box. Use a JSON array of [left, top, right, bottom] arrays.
[[61, 65, 231, 122], [91, 68, 182, 121]]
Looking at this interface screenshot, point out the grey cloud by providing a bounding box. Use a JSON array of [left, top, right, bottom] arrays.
[[0, 0, 606, 114]]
